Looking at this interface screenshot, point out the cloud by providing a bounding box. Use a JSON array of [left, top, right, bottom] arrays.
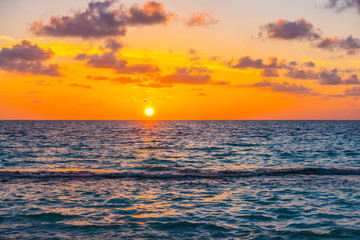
[[76, 37, 159, 74], [209, 56, 219, 61], [103, 37, 124, 52], [339, 35, 360, 49], [343, 74, 360, 84], [285, 67, 360, 85], [0, 40, 53, 61], [76, 52, 159, 74], [315, 35, 360, 52], [347, 49, 360, 55], [111, 76, 142, 84], [325, 0, 360, 13], [289, 61, 297, 67], [86, 75, 109, 80], [30, 0, 175, 39], [86, 75, 173, 88], [0, 40, 61, 76], [126, 1, 175, 25], [262, 18, 321, 40], [69, 83, 93, 89], [231, 56, 285, 69], [188, 48, 197, 55], [190, 56, 201, 61], [158, 66, 211, 84], [29, 100, 41, 104], [252, 80, 272, 87], [261, 68, 279, 77], [111, 76, 173, 88], [184, 11, 218, 26], [249, 80, 313, 94], [213, 81, 230, 85], [304, 61, 315, 67], [345, 87, 360, 96], [319, 68, 342, 85], [285, 69, 319, 79], [325, 94, 346, 98], [136, 82, 173, 88]]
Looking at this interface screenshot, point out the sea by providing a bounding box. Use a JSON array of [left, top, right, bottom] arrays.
[[0, 120, 359, 239]]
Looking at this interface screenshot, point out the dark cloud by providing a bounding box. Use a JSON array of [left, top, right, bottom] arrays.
[[285, 69, 319, 80], [315, 35, 360, 53], [319, 68, 342, 85], [30, 1, 174, 38], [76, 52, 159, 74], [261, 68, 279, 77], [103, 37, 124, 52], [289, 61, 297, 67], [286, 67, 360, 85], [184, 11, 218, 26], [249, 80, 313, 94], [252, 80, 272, 87], [0, 40, 61, 76], [231, 56, 285, 69], [325, 94, 346, 98], [262, 18, 321, 40], [316, 37, 339, 49], [326, 0, 360, 13], [0, 40, 53, 61], [69, 83, 93, 89], [339, 35, 360, 49], [345, 87, 360, 96], [343, 74, 360, 84], [158, 66, 211, 84], [304, 61, 315, 67], [270, 82, 313, 94]]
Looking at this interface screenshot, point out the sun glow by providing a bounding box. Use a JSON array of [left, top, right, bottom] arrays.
[[145, 108, 154, 116]]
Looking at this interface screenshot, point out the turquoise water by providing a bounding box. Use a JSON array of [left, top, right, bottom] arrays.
[[0, 121, 359, 239]]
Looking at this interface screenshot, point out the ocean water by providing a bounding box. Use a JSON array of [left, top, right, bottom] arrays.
[[0, 120, 359, 239]]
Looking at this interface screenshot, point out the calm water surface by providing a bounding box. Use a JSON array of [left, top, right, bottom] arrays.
[[0, 121, 359, 239]]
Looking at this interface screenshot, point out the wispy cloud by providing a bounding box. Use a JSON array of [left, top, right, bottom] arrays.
[[158, 66, 211, 85], [325, 0, 360, 13], [69, 83, 93, 89], [184, 11, 218, 26]]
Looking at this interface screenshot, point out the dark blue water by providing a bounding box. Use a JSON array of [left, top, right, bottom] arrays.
[[0, 121, 359, 239]]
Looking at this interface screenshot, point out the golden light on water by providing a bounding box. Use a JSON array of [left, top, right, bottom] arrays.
[[145, 108, 154, 116]]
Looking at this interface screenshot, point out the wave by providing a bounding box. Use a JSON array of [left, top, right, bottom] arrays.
[[0, 167, 359, 181]]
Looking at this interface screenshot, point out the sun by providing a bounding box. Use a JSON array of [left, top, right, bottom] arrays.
[[145, 108, 154, 116]]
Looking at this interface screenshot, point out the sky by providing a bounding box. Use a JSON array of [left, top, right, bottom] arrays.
[[0, 0, 359, 120]]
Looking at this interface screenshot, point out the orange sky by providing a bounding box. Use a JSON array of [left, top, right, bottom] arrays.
[[0, 0, 359, 119]]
